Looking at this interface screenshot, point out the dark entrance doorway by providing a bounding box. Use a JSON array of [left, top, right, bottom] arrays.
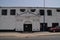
[[24, 24, 32, 32], [40, 23, 48, 31]]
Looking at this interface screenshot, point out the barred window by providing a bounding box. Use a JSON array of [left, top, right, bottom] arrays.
[[47, 10, 52, 16], [39, 10, 44, 15], [2, 9, 7, 15], [10, 9, 16, 15]]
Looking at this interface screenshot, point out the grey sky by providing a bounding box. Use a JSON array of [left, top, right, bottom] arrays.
[[0, 0, 60, 7]]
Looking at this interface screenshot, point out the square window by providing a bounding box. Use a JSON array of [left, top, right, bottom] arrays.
[[47, 10, 52, 16], [10, 9, 16, 15], [2, 9, 7, 15], [39, 10, 44, 15]]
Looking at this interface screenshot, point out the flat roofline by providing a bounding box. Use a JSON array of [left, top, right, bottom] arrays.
[[0, 6, 60, 9]]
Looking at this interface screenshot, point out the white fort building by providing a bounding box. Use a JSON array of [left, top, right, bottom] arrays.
[[0, 7, 60, 32]]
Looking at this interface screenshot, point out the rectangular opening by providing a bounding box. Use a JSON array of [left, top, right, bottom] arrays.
[[39, 10, 44, 15], [47, 10, 52, 16], [24, 24, 32, 32], [52, 23, 59, 27], [2, 9, 7, 15], [10, 9, 16, 15], [56, 9, 60, 12], [40, 23, 48, 31]]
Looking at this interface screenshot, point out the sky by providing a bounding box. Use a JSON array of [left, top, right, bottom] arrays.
[[0, 0, 60, 7]]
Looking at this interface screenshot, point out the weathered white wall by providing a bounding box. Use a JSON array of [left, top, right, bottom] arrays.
[[45, 8, 60, 27], [15, 16, 40, 31], [0, 7, 60, 31], [0, 7, 41, 31], [0, 7, 16, 30]]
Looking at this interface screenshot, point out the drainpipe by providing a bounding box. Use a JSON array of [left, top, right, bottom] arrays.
[[43, 0, 45, 31]]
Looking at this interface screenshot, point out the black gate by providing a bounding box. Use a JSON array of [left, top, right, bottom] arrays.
[[24, 24, 32, 32]]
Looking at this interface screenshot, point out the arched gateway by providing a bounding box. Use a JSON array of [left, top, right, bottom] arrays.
[[23, 21, 32, 32]]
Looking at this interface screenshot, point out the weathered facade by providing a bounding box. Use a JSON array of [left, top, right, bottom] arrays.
[[0, 7, 60, 32]]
